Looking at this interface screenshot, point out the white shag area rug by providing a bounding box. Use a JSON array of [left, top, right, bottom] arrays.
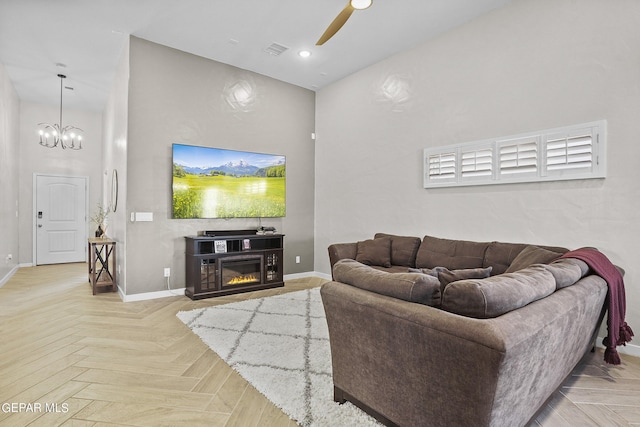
[[177, 288, 381, 427]]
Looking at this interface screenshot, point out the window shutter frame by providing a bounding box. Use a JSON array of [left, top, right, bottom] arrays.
[[423, 120, 606, 189]]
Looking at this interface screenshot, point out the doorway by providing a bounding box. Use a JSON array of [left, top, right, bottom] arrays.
[[34, 174, 88, 265]]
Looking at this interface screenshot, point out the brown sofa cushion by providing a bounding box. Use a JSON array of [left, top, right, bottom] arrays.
[[409, 266, 493, 294], [544, 258, 589, 289], [333, 259, 441, 306], [483, 242, 568, 275], [356, 237, 391, 268], [441, 264, 556, 318], [505, 245, 564, 273], [415, 235, 490, 270], [437, 266, 493, 289], [374, 233, 421, 267]]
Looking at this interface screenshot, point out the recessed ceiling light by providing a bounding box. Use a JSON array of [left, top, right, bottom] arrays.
[[298, 50, 311, 58]]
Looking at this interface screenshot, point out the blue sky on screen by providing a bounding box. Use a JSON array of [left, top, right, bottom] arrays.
[[173, 144, 284, 168]]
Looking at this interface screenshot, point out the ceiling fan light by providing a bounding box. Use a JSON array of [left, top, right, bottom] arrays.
[[350, 0, 372, 10]]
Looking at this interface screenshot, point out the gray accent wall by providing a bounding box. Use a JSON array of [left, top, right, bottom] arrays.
[[314, 0, 640, 331], [124, 37, 315, 295]]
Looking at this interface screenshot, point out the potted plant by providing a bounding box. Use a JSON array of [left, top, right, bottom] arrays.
[[90, 203, 111, 238]]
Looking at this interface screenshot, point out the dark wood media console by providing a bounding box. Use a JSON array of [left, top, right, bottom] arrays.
[[184, 232, 284, 300]]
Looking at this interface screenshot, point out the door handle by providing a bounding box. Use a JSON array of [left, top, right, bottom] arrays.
[[38, 224, 43, 228]]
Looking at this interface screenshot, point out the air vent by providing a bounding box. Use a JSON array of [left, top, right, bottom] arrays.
[[264, 42, 289, 56]]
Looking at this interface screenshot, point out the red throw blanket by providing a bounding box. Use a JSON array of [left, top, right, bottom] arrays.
[[559, 248, 634, 364]]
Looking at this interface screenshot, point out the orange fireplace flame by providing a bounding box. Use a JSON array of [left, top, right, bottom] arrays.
[[228, 274, 259, 285]]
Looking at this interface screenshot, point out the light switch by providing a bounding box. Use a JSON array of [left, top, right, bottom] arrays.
[[135, 212, 154, 222]]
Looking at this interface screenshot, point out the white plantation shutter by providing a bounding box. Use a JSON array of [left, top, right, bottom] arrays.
[[426, 152, 456, 183], [544, 127, 596, 176], [461, 147, 493, 181], [423, 120, 606, 188], [498, 137, 538, 177]]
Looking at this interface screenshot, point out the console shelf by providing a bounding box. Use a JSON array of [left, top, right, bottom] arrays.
[[184, 232, 284, 300]]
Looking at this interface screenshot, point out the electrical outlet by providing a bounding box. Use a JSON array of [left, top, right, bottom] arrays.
[[164, 268, 171, 277], [295, 256, 301, 264]]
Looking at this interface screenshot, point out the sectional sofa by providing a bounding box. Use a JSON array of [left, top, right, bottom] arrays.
[[321, 233, 610, 427]]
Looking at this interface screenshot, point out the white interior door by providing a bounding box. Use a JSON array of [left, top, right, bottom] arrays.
[[35, 175, 88, 265]]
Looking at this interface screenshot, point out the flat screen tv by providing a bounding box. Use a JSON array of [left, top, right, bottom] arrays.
[[172, 144, 285, 218]]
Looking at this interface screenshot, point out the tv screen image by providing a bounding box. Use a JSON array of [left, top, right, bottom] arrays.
[[172, 144, 285, 218]]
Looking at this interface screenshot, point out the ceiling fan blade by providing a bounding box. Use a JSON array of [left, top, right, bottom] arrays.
[[316, 2, 355, 46]]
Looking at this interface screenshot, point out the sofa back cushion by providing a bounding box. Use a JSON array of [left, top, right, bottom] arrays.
[[333, 259, 441, 306], [415, 235, 490, 270], [374, 233, 421, 267], [440, 264, 556, 318], [484, 242, 568, 275], [504, 245, 565, 273], [355, 237, 392, 268]]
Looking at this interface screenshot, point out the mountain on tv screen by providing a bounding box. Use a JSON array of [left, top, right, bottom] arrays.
[[172, 144, 285, 218]]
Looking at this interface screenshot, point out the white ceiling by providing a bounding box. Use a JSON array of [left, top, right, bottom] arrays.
[[0, 0, 514, 112]]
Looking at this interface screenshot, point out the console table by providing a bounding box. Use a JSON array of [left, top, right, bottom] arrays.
[[184, 232, 284, 300], [88, 238, 117, 295]]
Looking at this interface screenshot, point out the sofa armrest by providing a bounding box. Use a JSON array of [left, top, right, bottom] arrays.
[[320, 275, 606, 427], [328, 243, 358, 275]]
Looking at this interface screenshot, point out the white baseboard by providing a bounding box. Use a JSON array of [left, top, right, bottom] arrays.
[[284, 271, 332, 281], [0, 264, 20, 288], [121, 287, 186, 302], [120, 271, 331, 302], [596, 336, 640, 359]]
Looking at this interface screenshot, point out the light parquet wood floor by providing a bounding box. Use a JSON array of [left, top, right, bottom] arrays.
[[0, 263, 638, 427]]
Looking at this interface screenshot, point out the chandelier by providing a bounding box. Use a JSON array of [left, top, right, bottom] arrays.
[[37, 74, 83, 150]]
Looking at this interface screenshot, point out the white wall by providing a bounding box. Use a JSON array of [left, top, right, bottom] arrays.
[[0, 62, 20, 282], [315, 0, 640, 331], [102, 40, 129, 293], [18, 102, 104, 264]]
